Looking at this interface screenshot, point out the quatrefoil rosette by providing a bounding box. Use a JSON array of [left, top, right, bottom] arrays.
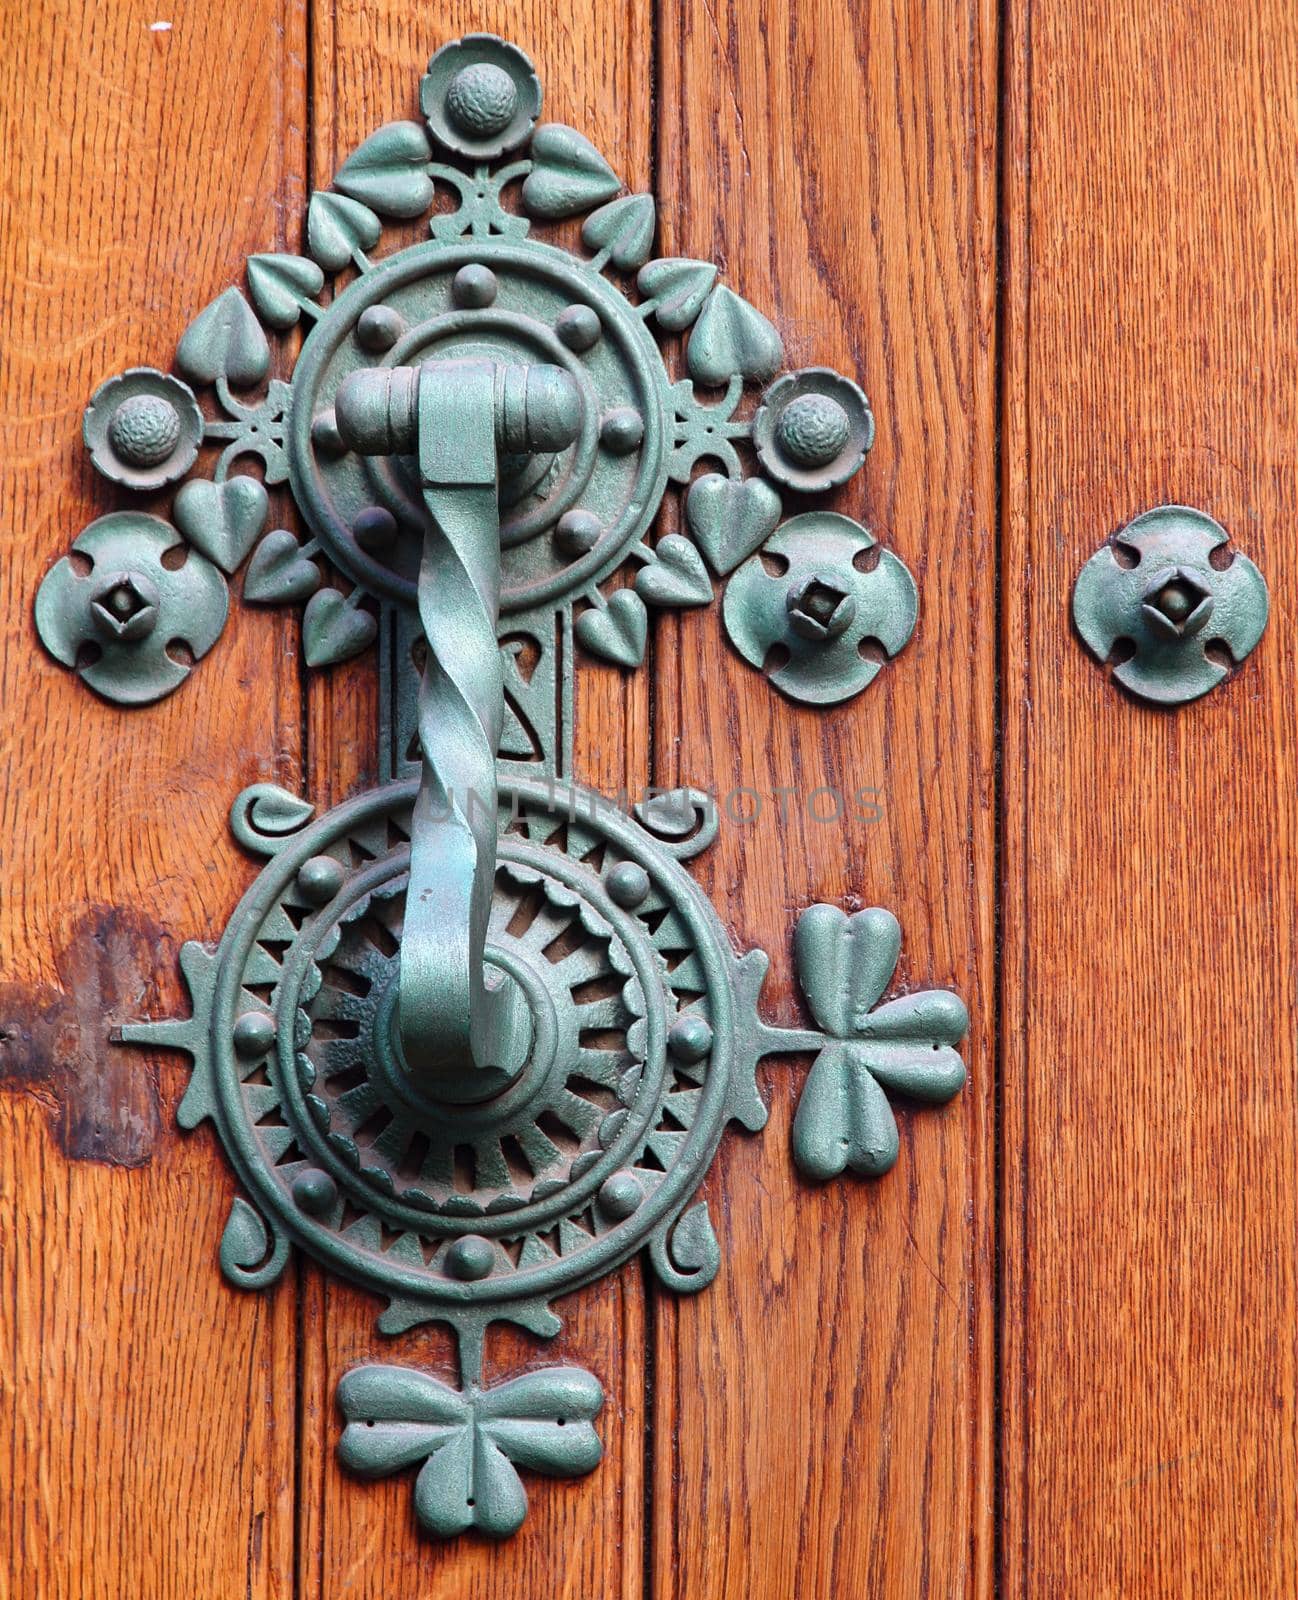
[[38, 35, 969, 1541]]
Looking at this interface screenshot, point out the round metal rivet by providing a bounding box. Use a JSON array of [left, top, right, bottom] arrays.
[[444, 1234, 496, 1280], [600, 407, 645, 455], [598, 1171, 644, 1220], [554, 509, 602, 556], [606, 861, 650, 908], [89, 573, 159, 641], [752, 368, 875, 492], [785, 573, 858, 642], [356, 305, 406, 353], [775, 393, 851, 468], [352, 505, 398, 553], [296, 855, 346, 905], [311, 409, 345, 455], [555, 304, 602, 352], [292, 1168, 338, 1216], [232, 1010, 276, 1060], [668, 1013, 713, 1063], [1154, 580, 1196, 623], [446, 62, 518, 138], [452, 263, 498, 308], [107, 395, 181, 468]]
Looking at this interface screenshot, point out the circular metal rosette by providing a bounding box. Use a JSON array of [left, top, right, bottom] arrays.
[[83, 366, 204, 491], [722, 511, 918, 704], [189, 778, 764, 1327], [288, 239, 674, 619], [420, 34, 542, 161], [1072, 504, 1269, 705], [752, 367, 874, 493], [33, 512, 228, 705]]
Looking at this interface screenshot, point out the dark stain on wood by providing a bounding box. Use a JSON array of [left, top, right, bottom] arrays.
[[0, 907, 166, 1165]]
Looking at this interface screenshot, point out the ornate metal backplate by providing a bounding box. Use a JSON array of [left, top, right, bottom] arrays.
[[34, 35, 969, 1539]]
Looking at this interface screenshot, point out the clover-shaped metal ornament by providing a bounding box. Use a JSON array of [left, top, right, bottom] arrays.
[[1073, 504, 1268, 705], [788, 905, 968, 1180], [36, 33, 970, 1544], [338, 1362, 603, 1539]]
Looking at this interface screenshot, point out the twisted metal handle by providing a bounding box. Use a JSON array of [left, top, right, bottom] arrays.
[[335, 358, 580, 1100]]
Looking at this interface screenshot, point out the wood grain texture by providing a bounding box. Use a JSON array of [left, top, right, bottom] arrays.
[[0, 2, 307, 1597], [651, 1, 998, 1596], [1000, 2, 1298, 1595], [300, 7, 652, 1597]]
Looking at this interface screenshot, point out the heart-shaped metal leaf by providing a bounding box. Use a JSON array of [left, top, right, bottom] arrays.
[[244, 528, 322, 603], [521, 123, 622, 218], [339, 1365, 468, 1431], [302, 587, 377, 666], [636, 257, 719, 331], [246, 253, 325, 329], [686, 284, 784, 387], [665, 1202, 720, 1282], [334, 120, 435, 218], [795, 904, 901, 1038], [581, 192, 656, 270], [792, 1041, 901, 1180], [176, 287, 270, 390], [173, 476, 269, 574], [634, 534, 713, 608], [685, 472, 782, 575], [574, 588, 648, 667], [307, 190, 382, 272]]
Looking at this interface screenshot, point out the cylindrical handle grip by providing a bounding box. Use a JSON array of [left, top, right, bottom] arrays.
[[334, 361, 581, 457], [333, 365, 419, 454], [493, 363, 582, 453]]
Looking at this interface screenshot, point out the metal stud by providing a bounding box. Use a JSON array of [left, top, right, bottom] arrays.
[[352, 505, 399, 554], [605, 860, 650, 908], [444, 1235, 496, 1280], [598, 1172, 644, 1219], [668, 1013, 713, 1062], [599, 406, 644, 454], [293, 1168, 339, 1216], [232, 1011, 276, 1059], [451, 263, 498, 307], [555, 304, 602, 351], [296, 855, 347, 905], [357, 305, 406, 352]]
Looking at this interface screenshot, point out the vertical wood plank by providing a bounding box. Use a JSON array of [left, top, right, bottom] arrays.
[[652, 1, 998, 1596], [0, 3, 306, 1597], [1001, 3, 1298, 1593], [301, 7, 652, 1596]]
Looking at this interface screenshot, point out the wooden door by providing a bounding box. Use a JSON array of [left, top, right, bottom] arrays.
[[0, 2, 1291, 1596]]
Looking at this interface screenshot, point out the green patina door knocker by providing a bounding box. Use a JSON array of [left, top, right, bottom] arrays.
[[34, 34, 969, 1539]]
